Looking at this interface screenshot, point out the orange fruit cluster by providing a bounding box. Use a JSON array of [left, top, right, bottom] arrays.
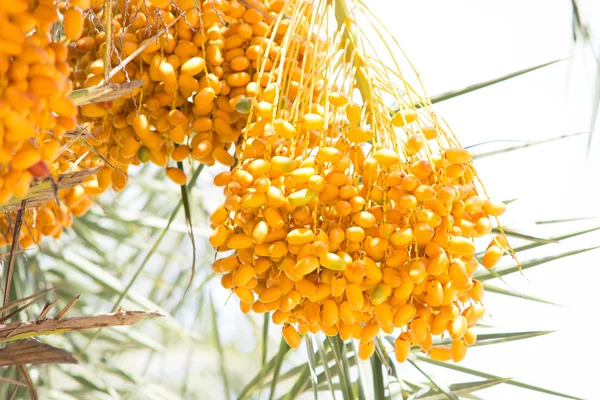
[[70, 0, 287, 189], [0, 0, 514, 366], [58, 0, 92, 42], [0, 137, 104, 248], [209, 0, 513, 363], [0, 1, 107, 248], [1, 0, 294, 249], [0, 0, 77, 205]]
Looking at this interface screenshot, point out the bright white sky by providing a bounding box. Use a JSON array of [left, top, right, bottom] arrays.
[[202, 1, 600, 399]]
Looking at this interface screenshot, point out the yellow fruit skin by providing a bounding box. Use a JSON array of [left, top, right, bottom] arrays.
[[320, 253, 347, 271], [373, 302, 393, 327], [483, 200, 506, 216], [166, 167, 187, 185], [346, 126, 373, 143], [274, 119, 297, 139], [282, 325, 301, 348], [302, 113, 324, 130], [280, 290, 301, 313], [391, 109, 417, 127], [444, 148, 472, 164], [452, 340, 468, 362], [358, 340, 375, 360], [346, 284, 364, 311], [339, 301, 356, 325], [430, 313, 450, 335], [233, 265, 256, 287], [321, 299, 339, 327], [410, 317, 429, 343], [463, 304, 485, 326], [210, 225, 229, 247], [294, 256, 319, 276], [360, 323, 380, 343], [449, 315, 468, 340], [181, 57, 206, 76], [464, 329, 477, 346], [393, 304, 416, 328], [148, 0, 171, 9], [483, 245, 504, 268], [11, 148, 41, 171], [429, 347, 453, 361], [287, 228, 315, 245], [64, 9, 85, 41], [395, 337, 411, 362]]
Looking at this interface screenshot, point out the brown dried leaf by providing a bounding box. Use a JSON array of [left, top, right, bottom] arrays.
[[0, 289, 54, 315], [0, 167, 101, 213], [0, 310, 162, 343], [2, 201, 25, 316], [0, 339, 77, 366], [36, 300, 58, 321], [0, 297, 50, 324], [0, 376, 26, 387], [55, 295, 80, 320]]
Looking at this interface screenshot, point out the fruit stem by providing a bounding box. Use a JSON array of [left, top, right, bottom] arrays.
[[332, 0, 373, 105], [103, 0, 113, 85]]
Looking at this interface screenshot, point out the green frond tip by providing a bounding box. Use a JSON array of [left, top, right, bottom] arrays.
[[475, 245, 600, 281], [433, 330, 555, 348], [483, 283, 561, 306], [427, 58, 566, 105], [472, 331, 555, 347], [389, 58, 566, 111], [414, 377, 511, 399], [492, 227, 557, 244], [536, 216, 600, 224], [585, 65, 600, 155], [472, 131, 587, 159]]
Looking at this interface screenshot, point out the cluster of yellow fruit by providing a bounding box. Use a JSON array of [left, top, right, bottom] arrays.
[[59, 0, 93, 42], [0, 0, 512, 366], [0, 138, 104, 248], [0, 0, 108, 249], [71, 0, 288, 189], [0, 1, 100, 248], [209, 0, 512, 363], [0, 1, 78, 206], [3, 0, 290, 248]]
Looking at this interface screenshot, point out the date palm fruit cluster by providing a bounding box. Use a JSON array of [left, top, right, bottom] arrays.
[[0, 1, 103, 248], [0, 137, 104, 248], [209, 0, 514, 363], [0, 0, 515, 365], [0, 1, 78, 206], [2, 0, 289, 248], [71, 0, 287, 189]]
